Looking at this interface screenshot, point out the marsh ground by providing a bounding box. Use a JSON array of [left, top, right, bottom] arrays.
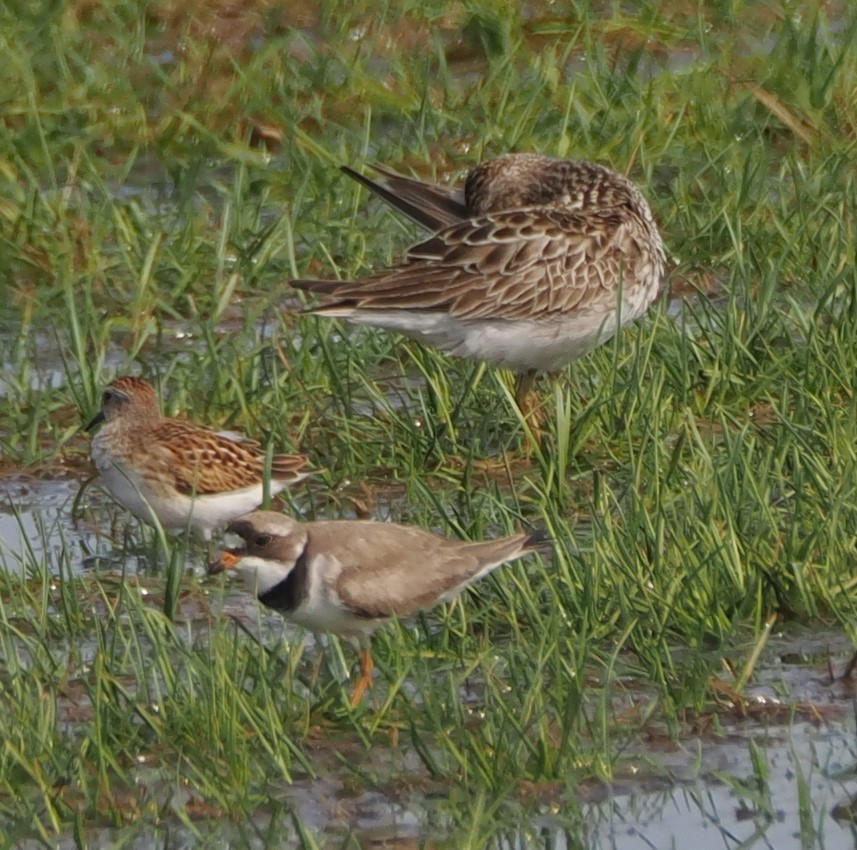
[[2, 0, 857, 846]]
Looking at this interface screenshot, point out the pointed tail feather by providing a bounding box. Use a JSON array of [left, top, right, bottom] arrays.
[[290, 278, 348, 296], [341, 164, 468, 232], [523, 528, 552, 554]]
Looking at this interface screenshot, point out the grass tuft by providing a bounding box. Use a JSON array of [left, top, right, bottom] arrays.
[[2, 0, 857, 843]]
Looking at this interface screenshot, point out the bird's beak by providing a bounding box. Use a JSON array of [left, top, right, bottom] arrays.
[[209, 549, 241, 575], [84, 410, 105, 432]]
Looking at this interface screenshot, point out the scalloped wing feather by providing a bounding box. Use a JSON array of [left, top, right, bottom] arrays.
[[146, 420, 308, 495], [304, 207, 651, 322]]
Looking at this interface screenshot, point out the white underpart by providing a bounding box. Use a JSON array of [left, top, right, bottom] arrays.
[[292, 552, 381, 639], [323, 308, 647, 373], [92, 451, 287, 541], [234, 552, 378, 640], [233, 555, 295, 597]]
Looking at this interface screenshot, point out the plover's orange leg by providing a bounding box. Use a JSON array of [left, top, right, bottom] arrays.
[[349, 646, 375, 707]]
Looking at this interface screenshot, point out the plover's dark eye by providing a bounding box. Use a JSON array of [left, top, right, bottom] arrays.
[[254, 534, 272, 547]]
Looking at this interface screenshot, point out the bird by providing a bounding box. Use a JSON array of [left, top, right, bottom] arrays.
[[291, 153, 667, 410], [85, 376, 312, 541], [209, 509, 549, 706]]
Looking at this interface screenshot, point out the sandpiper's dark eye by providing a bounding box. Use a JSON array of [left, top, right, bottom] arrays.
[[102, 390, 112, 404], [254, 534, 272, 547]]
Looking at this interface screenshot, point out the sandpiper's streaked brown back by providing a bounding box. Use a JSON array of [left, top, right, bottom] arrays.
[[291, 153, 667, 400]]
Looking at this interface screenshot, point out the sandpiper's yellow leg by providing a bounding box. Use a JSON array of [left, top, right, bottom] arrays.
[[515, 370, 545, 447]]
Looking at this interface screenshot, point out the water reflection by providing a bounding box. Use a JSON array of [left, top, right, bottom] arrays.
[[12, 715, 857, 848]]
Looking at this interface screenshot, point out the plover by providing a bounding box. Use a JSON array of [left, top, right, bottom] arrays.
[[210, 509, 548, 705]]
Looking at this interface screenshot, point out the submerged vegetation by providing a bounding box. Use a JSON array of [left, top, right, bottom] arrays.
[[1, 0, 857, 844]]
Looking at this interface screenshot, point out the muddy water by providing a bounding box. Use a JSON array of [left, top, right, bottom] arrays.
[[4, 359, 857, 848], [0, 475, 100, 569], [20, 690, 857, 848], [13, 619, 857, 848], [5, 486, 857, 839]]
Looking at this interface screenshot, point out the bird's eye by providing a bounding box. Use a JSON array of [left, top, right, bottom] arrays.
[[102, 390, 112, 404], [254, 534, 272, 547]]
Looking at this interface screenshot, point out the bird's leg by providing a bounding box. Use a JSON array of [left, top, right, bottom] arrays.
[[349, 646, 375, 707], [307, 641, 325, 691], [514, 369, 537, 408], [514, 370, 545, 447]]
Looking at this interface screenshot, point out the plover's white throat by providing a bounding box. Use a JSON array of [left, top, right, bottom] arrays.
[[210, 509, 549, 705], [86, 377, 312, 541]]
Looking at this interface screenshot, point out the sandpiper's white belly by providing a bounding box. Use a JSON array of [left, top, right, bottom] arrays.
[[342, 303, 651, 373], [178, 483, 287, 539], [95, 461, 170, 527], [93, 448, 284, 540]]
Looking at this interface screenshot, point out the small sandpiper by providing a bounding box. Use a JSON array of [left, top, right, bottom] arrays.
[[86, 376, 312, 541]]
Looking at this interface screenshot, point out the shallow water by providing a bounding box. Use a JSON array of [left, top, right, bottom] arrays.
[[0, 474, 100, 570], [19, 682, 857, 848], [6, 589, 854, 849], [3, 310, 856, 845]]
